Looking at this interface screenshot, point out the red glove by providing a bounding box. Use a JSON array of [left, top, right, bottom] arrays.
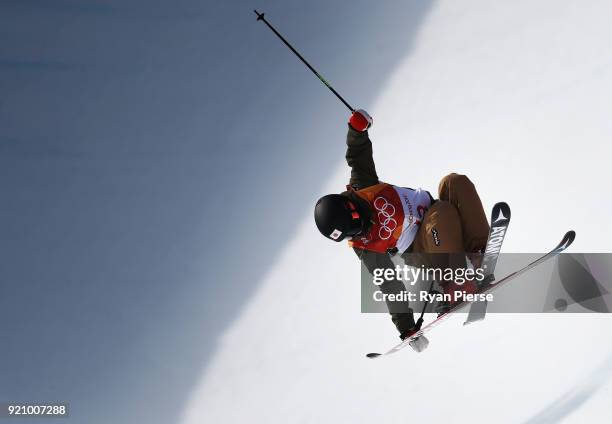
[[349, 109, 373, 132]]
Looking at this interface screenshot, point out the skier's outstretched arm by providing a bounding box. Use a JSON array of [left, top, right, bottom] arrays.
[[345, 110, 379, 191], [357, 249, 416, 338]]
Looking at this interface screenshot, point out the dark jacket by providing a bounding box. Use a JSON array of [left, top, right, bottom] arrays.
[[342, 126, 416, 337]]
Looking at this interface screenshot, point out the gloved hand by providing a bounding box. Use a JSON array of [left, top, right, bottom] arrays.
[[349, 109, 373, 132], [400, 325, 430, 353], [409, 335, 429, 353]]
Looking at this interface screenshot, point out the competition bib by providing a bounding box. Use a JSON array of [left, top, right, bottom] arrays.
[[350, 183, 431, 254]]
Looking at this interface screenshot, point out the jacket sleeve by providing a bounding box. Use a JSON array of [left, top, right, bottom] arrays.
[[355, 248, 416, 337], [345, 126, 380, 190]]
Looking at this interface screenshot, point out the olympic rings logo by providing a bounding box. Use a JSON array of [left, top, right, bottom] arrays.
[[373, 196, 397, 240]]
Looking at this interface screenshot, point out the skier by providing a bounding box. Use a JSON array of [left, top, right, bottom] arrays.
[[314, 109, 490, 341]]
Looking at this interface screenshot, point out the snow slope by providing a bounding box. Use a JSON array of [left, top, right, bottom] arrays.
[[183, 1, 612, 422]]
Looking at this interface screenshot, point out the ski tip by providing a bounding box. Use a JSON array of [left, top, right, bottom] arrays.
[[492, 202, 511, 222], [366, 353, 382, 359], [552, 230, 575, 253], [494, 201, 510, 210], [559, 230, 576, 250]]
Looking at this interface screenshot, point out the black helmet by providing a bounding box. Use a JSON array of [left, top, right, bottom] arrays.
[[314, 194, 364, 242]]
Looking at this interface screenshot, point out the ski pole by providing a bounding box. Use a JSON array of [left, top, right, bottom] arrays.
[[254, 10, 355, 112], [415, 280, 436, 331]]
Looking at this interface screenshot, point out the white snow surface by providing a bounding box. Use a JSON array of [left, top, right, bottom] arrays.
[[183, 1, 612, 423]]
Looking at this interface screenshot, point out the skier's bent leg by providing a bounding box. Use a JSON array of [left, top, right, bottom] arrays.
[[437, 173, 489, 254], [411, 201, 476, 310], [410, 200, 466, 273]]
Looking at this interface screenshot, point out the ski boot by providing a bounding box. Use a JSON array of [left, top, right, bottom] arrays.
[[435, 279, 479, 316], [467, 249, 496, 289]]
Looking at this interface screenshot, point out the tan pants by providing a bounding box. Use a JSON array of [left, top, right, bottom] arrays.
[[410, 173, 489, 269]]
